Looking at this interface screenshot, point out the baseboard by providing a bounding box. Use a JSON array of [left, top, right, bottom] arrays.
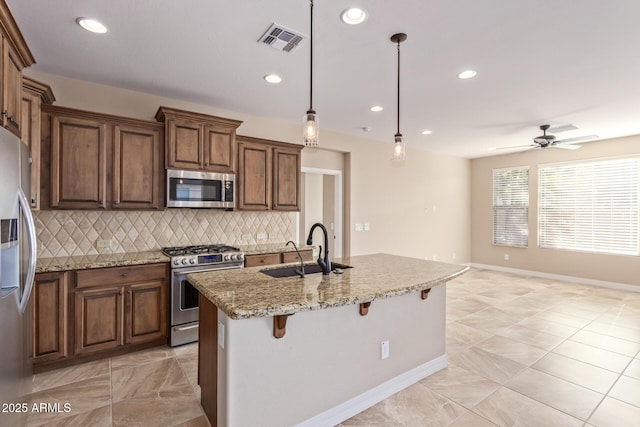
[[295, 354, 448, 427], [468, 263, 639, 293]]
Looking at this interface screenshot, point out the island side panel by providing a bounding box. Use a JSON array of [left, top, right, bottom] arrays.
[[218, 284, 447, 427], [198, 294, 218, 425]]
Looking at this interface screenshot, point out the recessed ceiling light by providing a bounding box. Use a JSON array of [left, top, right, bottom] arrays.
[[458, 70, 477, 79], [341, 8, 367, 25], [76, 17, 108, 34], [264, 74, 282, 84], [421, 130, 433, 135], [369, 105, 383, 112]]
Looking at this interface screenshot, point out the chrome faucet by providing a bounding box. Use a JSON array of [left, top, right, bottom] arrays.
[[306, 223, 331, 275], [285, 240, 305, 278]]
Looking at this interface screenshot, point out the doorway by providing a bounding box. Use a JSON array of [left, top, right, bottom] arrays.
[[300, 167, 343, 259]]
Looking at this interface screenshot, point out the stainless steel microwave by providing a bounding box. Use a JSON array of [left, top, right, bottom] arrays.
[[166, 169, 235, 209]]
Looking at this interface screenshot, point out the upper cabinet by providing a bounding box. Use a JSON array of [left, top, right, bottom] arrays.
[[237, 135, 302, 211], [42, 106, 164, 210], [155, 107, 242, 173], [0, 1, 36, 137], [22, 77, 55, 210]]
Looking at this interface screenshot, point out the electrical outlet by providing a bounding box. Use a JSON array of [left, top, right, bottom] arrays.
[[355, 223, 363, 232], [257, 232, 267, 241], [96, 239, 110, 248], [380, 340, 390, 360], [504, 253, 510, 261], [218, 322, 225, 349], [433, 255, 437, 261], [364, 223, 370, 231], [452, 252, 457, 260]]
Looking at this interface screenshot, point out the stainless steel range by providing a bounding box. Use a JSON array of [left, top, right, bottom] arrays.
[[163, 244, 244, 346]]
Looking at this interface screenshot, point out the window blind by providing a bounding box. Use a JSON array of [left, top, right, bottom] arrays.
[[493, 167, 529, 247], [538, 157, 639, 256]]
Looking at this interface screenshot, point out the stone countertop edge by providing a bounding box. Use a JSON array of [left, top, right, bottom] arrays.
[[35, 250, 170, 273], [34, 242, 314, 273], [188, 254, 469, 320]]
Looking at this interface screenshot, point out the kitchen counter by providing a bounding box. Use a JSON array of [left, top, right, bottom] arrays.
[[238, 242, 314, 255], [195, 253, 468, 427], [188, 253, 468, 320], [35, 250, 169, 273]]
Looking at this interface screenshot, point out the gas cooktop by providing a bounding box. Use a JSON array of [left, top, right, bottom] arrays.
[[163, 244, 244, 268]]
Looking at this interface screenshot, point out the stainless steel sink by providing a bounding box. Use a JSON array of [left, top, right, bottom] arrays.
[[260, 262, 352, 278]]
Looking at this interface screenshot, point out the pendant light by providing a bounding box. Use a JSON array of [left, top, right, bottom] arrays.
[[391, 33, 407, 161], [303, 0, 319, 146]]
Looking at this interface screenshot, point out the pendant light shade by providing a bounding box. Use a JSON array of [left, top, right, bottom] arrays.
[[391, 33, 407, 161], [303, 0, 318, 146]]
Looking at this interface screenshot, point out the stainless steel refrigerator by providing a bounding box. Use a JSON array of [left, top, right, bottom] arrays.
[[0, 125, 37, 423]]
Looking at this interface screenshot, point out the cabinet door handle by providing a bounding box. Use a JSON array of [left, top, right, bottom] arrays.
[[121, 272, 128, 277], [119, 290, 123, 295]]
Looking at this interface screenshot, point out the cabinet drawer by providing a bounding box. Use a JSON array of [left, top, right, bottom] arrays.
[[244, 253, 281, 268], [76, 263, 167, 288], [281, 250, 313, 263]]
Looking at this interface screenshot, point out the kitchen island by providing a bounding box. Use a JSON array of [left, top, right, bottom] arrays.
[[188, 254, 468, 427]]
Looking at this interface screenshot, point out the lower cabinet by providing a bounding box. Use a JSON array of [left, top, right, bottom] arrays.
[[244, 249, 313, 268], [32, 263, 169, 369], [32, 272, 68, 364], [74, 264, 168, 356]]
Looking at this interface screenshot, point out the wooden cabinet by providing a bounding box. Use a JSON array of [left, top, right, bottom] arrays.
[[156, 106, 242, 173], [50, 114, 108, 209], [74, 263, 168, 356], [237, 135, 303, 211], [0, 5, 35, 137], [113, 124, 163, 209], [244, 249, 313, 267], [32, 272, 68, 364], [42, 105, 164, 210], [22, 77, 55, 210]]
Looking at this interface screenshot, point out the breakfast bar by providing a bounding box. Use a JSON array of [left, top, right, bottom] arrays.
[[188, 254, 468, 427]]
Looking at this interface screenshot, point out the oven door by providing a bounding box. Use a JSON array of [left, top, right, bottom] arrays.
[[171, 269, 203, 326]]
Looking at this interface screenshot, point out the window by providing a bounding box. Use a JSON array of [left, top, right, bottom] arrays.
[[538, 158, 639, 256], [493, 167, 529, 247]]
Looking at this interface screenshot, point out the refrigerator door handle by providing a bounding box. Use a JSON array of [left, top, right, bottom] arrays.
[[17, 188, 37, 313]]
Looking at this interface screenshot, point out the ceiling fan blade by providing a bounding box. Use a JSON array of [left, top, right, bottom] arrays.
[[555, 134, 599, 144], [494, 144, 535, 150], [553, 144, 581, 150]]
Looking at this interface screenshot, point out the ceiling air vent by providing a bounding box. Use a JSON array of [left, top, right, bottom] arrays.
[[258, 23, 305, 53]]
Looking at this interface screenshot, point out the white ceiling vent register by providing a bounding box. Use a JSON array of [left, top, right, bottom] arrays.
[[258, 23, 305, 53]]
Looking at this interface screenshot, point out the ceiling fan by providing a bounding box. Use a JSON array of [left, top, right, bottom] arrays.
[[495, 124, 599, 152]]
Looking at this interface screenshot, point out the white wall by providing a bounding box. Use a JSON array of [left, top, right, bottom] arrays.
[[27, 70, 471, 263]]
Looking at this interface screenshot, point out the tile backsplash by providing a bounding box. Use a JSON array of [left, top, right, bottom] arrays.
[[34, 209, 297, 258]]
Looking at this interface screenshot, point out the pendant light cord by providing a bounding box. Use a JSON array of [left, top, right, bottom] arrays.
[[309, 0, 314, 112], [396, 40, 400, 135]]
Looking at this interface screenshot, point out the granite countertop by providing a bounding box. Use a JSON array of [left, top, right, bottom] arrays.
[[187, 254, 469, 320], [36, 250, 170, 273], [34, 243, 312, 273], [239, 242, 315, 255]]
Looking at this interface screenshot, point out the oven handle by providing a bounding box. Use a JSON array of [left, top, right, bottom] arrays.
[[173, 264, 243, 276], [174, 324, 199, 332]]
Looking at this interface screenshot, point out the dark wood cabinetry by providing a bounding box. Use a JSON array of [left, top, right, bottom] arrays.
[[113, 124, 163, 209], [237, 135, 302, 211], [42, 105, 164, 210], [32, 272, 68, 364], [22, 77, 55, 210], [156, 106, 242, 173], [74, 263, 168, 356], [0, 5, 35, 138], [244, 249, 312, 267]]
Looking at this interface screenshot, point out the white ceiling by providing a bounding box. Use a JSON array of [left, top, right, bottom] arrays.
[[8, 0, 640, 158]]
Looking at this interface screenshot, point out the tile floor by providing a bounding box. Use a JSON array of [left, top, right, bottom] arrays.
[[22, 268, 640, 427]]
